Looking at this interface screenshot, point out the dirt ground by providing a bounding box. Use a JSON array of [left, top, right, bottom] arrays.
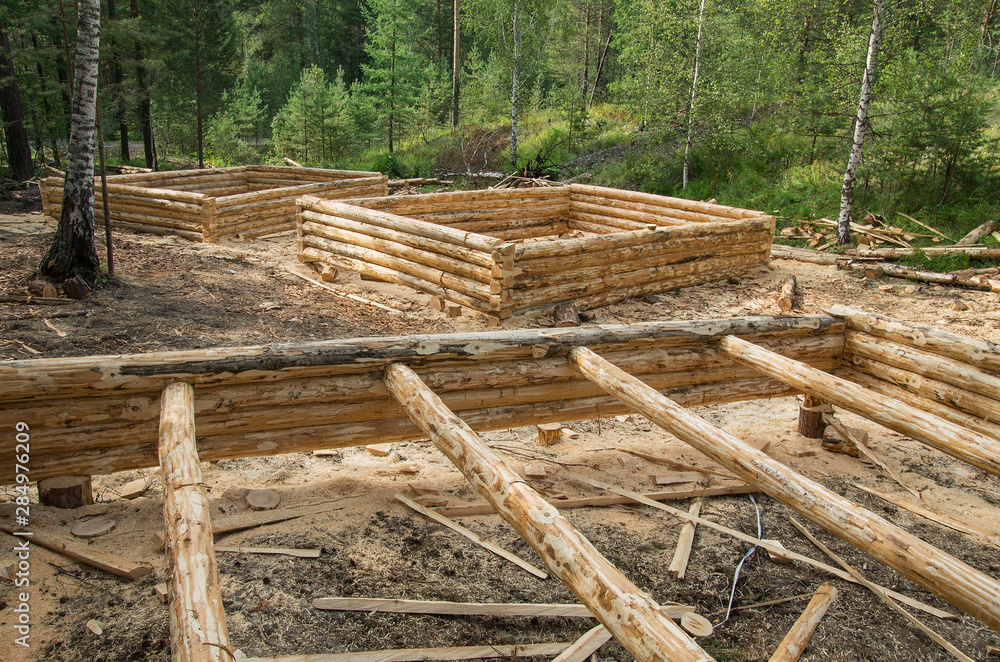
[[1, 206, 999, 662]]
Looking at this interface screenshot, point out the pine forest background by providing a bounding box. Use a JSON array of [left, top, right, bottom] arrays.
[[4, 0, 1000, 241]]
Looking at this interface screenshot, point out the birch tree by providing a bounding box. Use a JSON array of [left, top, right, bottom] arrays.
[[837, 0, 885, 245], [41, 0, 102, 283], [682, 0, 706, 191]]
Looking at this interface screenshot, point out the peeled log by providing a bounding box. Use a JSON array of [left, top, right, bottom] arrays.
[[382, 363, 713, 662], [569, 346, 1000, 632], [719, 335, 1000, 478], [956, 220, 996, 246], [159, 382, 231, 662], [778, 276, 796, 311], [768, 584, 838, 662]]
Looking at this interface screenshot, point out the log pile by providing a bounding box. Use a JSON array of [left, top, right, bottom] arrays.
[[40, 165, 386, 243], [0, 314, 843, 483], [830, 305, 1000, 441], [298, 184, 773, 318]]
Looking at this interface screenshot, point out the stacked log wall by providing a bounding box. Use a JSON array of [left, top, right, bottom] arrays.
[[0, 315, 844, 483], [832, 306, 1000, 441], [39, 167, 387, 243]]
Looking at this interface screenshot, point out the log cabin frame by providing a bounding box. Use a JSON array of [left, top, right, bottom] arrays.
[[3, 306, 999, 660]]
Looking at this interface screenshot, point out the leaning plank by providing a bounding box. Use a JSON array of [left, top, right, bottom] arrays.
[[382, 363, 713, 662], [551, 625, 614, 662], [668, 498, 702, 579], [718, 335, 1000, 478], [159, 382, 231, 662], [241, 643, 571, 662], [214, 546, 322, 558], [310, 597, 696, 620], [394, 494, 548, 579], [0, 524, 151, 580], [767, 584, 838, 662], [853, 484, 999, 545], [790, 519, 975, 662], [569, 346, 1000, 631], [436, 483, 755, 517], [563, 474, 955, 622]]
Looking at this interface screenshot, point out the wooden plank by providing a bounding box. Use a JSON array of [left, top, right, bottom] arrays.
[[383, 364, 713, 662], [0, 525, 151, 580], [310, 597, 697, 619], [571, 347, 995, 625], [394, 494, 548, 579], [550, 625, 614, 662], [668, 498, 702, 579], [214, 546, 322, 558], [853, 484, 999, 545], [241, 642, 571, 662]]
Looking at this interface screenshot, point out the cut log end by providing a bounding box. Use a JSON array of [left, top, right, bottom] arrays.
[[38, 475, 94, 509], [537, 423, 562, 447], [245, 489, 281, 511]]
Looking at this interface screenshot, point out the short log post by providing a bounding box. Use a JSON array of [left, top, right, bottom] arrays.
[[796, 394, 830, 439], [717, 334, 1000, 478], [159, 382, 232, 662], [537, 423, 562, 447], [382, 363, 713, 662], [777, 276, 796, 311], [38, 476, 93, 509], [554, 303, 581, 327], [569, 346, 1000, 632], [768, 584, 838, 662]]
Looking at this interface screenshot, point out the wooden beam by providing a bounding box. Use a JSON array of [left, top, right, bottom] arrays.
[[718, 335, 1000, 478], [240, 642, 572, 662], [382, 363, 713, 662], [159, 382, 231, 662], [569, 346, 1000, 632], [767, 584, 838, 662]]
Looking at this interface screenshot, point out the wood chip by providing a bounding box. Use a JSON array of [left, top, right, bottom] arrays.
[[652, 472, 702, 486], [71, 518, 116, 538], [246, 489, 281, 511], [86, 619, 104, 635], [153, 583, 169, 603], [117, 474, 152, 500], [366, 443, 392, 457], [524, 464, 548, 478], [763, 539, 794, 564], [680, 612, 713, 637]]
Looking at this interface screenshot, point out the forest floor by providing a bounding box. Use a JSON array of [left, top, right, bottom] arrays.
[[1, 205, 999, 662]]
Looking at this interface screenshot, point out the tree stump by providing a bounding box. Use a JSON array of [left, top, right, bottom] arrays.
[[537, 423, 562, 447], [797, 394, 831, 439], [38, 475, 93, 509]]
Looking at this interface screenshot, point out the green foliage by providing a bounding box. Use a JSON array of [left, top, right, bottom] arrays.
[[206, 81, 265, 165], [271, 65, 355, 164]]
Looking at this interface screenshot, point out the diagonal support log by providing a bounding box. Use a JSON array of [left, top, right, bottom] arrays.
[[382, 363, 713, 662], [159, 382, 232, 662], [568, 346, 1000, 633], [716, 334, 1000, 477]]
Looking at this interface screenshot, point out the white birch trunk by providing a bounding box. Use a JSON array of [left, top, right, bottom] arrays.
[[682, 0, 706, 191], [41, 0, 102, 283], [510, 7, 520, 171], [837, 0, 885, 245]]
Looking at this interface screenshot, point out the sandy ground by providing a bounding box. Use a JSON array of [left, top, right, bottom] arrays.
[[0, 210, 999, 661]]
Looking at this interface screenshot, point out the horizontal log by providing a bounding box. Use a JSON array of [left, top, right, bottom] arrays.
[[217, 178, 386, 210], [838, 368, 1000, 440], [569, 184, 765, 219], [247, 164, 382, 178], [564, 220, 628, 234], [514, 252, 764, 310], [113, 221, 205, 242], [515, 217, 773, 260], [353, 187, 568, 212], [302, 216, 492, 282], [514, 240, 769, 292], [570, 196, 723, 226], [570, 210, 655, 231], [845, 331, 1000, 403], [719, 335, 1000, 477], [828, 305, 1000, 373], [485, 224, 568, 241], [517, 229, 772, 277], [103, 166, 245, 184], [5, 372, 803, 482], [300, 196, 503, 254], [301, 235, 493, 301]]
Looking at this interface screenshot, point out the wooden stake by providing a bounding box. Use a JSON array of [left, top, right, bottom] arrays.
[[159, 382, 232, 662], [569, 346, 1000, 631], [383, 363, 713, 662], [790, 518, 976, 662], [767, 584, 838, 662], [668, 498, 702, 579], [394, 494, 548, 579], [718, 335, 1000, 478]]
